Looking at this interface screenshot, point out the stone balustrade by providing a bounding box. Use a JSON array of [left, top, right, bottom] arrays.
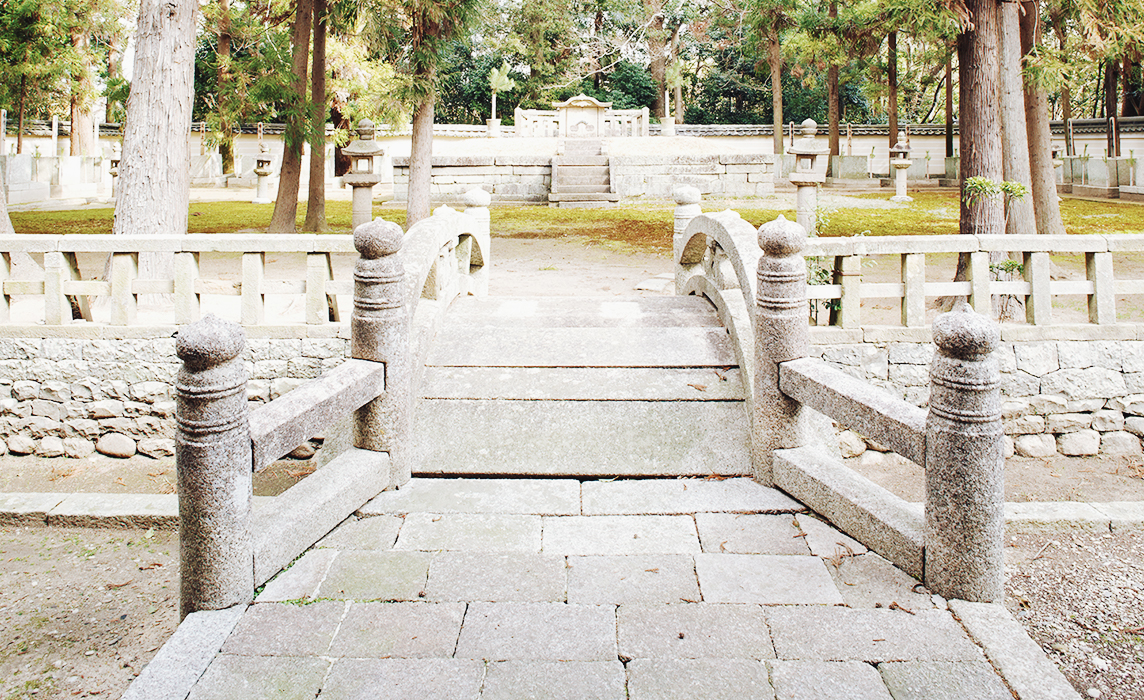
[[0, 194, 490, 461]]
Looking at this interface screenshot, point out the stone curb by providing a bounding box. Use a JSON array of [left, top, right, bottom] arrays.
[[0, 492, 278, 529], [120, 605, 246, 700], [949, 600, 1083, 700], [0, 492, 1140, 532]]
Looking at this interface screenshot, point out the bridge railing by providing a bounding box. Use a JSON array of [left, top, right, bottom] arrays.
[[675, 202, 1005, 603], [174, 201, 489, 620]]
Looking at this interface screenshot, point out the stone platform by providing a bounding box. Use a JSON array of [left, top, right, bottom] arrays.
[[125, 477, 1079, 700]]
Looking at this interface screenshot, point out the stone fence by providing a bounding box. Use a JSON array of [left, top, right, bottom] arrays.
[[676, 208, 1006, 602], [0, 192, 491, 460], [673, 193, 1144, 460]]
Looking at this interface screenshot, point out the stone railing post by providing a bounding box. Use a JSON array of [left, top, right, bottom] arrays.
[[351, 219, 411, 486], [672, 185, 701, 295], [753, 215, 810, 485], [462, 187, 491, 239], [175, 315, 252, 620], [924, 301, 1004, 602]]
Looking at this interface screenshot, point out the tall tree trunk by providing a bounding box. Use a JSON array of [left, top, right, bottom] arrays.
[[407, 88, 436, 226], [16, 75, 26, 154], [945, 57, 954, 157], [670, 28, 683, 122], [217, 0, 235, 175], [69, 29, 94, 156], [268, 0, 313, 233], [998, 0, 1034, 236], [303, 0, 328, 232], [1103, 58, 1119, 155], [106, 48, 118, 123], [1020, 0, 1065, 237], [647, 4, 666, 118], [770, 36, 783, 155], [888, 31, 898, 149], [827, 2, 839, 160], [1123, 58, 1143, 117], [957, 0, 1004, 244], [113, 0, 197, 239]]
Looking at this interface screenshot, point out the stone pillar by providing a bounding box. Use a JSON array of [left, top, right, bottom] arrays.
[[462, 188, 491, 239], [175, 315, 252, 620], [672, 185, 701, 295], [51, 115, 58, 156], [924, 301, 1004, 602], [351, 219, 411, 486], [891, 158, 913, 202], [1, 109, 6, 156], [752, 215, 810, 485]]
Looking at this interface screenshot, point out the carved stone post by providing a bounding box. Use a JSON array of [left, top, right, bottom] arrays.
[[924, 301, 1004, 602], [672, 185, 701, 295], [351, 219, 411, 486], [175, 315, 252, 619], [752, 215, 810, 485]]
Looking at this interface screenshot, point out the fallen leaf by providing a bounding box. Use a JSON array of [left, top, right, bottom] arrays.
[[889, 601, 915, 615], [138, 562, 162, 571], [687, 383, 707, 392], [106, 580, 133, 589], [644, 568, 659, 573]]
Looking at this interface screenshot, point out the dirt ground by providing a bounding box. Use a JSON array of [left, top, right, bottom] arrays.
[[1, 231, 1142, 699]]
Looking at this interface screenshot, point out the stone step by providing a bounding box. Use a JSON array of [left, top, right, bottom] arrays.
[[426, 326, 737, 367], [443, 296, 723, 328], [552, 200, 618, 209], [556, 185, 612, 194], [421, 367, 745, 401], [552, 156, 609, 167], [548, 192, 621, 203], [413, 400, 750, 477]]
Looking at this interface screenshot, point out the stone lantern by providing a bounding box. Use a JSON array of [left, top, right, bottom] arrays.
[[252, 143, 274, 204], [109, 145, 121, 199], [889, 131, 913, 203], [342, 119, 386, 230], [787, 119, 828, 234]]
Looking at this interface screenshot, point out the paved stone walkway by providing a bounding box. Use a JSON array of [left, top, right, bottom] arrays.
[[145, 477, 1077, 700]]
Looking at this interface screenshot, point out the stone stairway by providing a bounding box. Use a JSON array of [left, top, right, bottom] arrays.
[[548, 138, 622, 208], [413, 296, 751, 477]]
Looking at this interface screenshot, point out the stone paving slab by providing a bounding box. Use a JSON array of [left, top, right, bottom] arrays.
[[256, 549, 338, 602], [878, 661, 1012, 700], [316, 550, 431, 600], [186, 655, 330, 700], [395, 513, 542, 552], [1090, 501, 1144, 531], [316, 514, 404, 549], [454, 602, 617, 661], [949, 600, 1082, 700], [695, 554, 844, 605], [421, 366, 745, 400], [426, 327, 738, 367], [795, 514, 868, 557], [767, 660, 893, 700], [766, 607, 984, 663], [415, 400, 751, 477], [0, 492, 66, 525], [481, 660, 627, 700], [329, 602, 465, 658], [121, 606, 245, 700], [444, 296, 723, 327], [221, 601, 345, 656], [426, 552, 567, 602], [542, 515, 701, 555], [359, 478, 581, 515], [566, 555, 699, 604], [626, 659, 774, 700], [824, 553, 938, 610], [582, 478, 801, 515], [618, 603, 774, 660], [696, 513, 810, 555], [321, 658, 486, 700]]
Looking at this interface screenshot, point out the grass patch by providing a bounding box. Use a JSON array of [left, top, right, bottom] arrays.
[[7, 192, 1143, 248]]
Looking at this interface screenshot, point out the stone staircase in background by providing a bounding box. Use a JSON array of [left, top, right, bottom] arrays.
[[413, 296, 750, 477], [548, 138, 621, 208]]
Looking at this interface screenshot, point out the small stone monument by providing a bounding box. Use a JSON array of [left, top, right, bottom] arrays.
[[889, 131, 913, 203], [787, 119, 828, 234], [252, 143, 273, 204], [342, 120, 386, 230], [109, 144, 121, 199]]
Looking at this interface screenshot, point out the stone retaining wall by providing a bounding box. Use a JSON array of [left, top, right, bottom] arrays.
[[609, 154, 774, 199], [0, 336, 350, 460], [392, 155, 552, 204], [816, 339, 1144, 458]]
